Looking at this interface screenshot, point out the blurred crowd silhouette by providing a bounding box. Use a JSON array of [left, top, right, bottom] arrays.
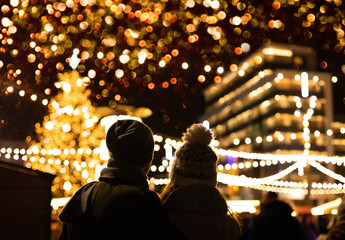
[[238, 192, 345, 240]]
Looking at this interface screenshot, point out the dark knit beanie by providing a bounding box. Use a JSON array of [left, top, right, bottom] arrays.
[[170, 123, 218, 187], [106, 119, 154, 168]]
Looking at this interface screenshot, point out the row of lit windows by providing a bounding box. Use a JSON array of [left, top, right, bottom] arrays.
[[219, 127, 345, 151], [205, 69, 274, 112], [207, 71, 327, 127], [210, 95, 325, 133], [206, 69, 327, 113], [204, 47, 277, 102], [262, 113, 326, 132], [208, 81, 274, 125], [277, 75, 323, 93], [204, 45, 320, 103], [212, 100, 325, 141]]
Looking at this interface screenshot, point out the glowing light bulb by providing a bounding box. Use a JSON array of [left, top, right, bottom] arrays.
[[63, 181, 72, 191], [69, 49, 80, 69], [182, 62, 189, 69], [204, 65, 211, 72], [62, 124, 71, 132], [45, 121, 54, 130]]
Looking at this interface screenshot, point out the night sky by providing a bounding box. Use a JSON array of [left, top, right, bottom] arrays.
[[1, 0, 345, 140]]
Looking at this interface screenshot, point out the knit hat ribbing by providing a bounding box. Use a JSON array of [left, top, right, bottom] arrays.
[[170, 123, 218, 187], [106, 119, 154, 168]]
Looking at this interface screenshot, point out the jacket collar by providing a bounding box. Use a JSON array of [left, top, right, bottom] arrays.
[[99, 159, 149, 190]]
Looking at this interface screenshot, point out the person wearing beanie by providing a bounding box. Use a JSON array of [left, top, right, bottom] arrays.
[[59, 119, 184, 240], [160, 123, 242, 240]]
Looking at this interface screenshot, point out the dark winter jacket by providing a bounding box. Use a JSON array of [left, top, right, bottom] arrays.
[[162, 184, 242, 240], [59, 161, 184, 240], [247, 199, 304, 240]]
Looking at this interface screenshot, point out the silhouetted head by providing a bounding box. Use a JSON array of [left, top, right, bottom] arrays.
[[170, 123, 218, 187], [106, 119, 154, 170]]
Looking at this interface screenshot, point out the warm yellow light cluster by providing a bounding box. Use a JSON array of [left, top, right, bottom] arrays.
[[26, 71, 106, 198], [311, 198, 342, 215], [227, 200, 260, 213]]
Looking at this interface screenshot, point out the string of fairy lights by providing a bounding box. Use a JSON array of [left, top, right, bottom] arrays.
[[3, 140, 345, 169], [2, 85, 49, 106], [3, 131, 345, 195]]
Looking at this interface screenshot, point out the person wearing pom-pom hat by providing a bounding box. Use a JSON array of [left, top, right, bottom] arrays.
[[160, 123, 242, 240], [59, 119, 184, 240]]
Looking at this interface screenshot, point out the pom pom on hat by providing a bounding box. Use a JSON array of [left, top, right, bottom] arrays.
[[106, 119, 154, 168], [182, 123, 214, 145], [170, 123, 218, 187]]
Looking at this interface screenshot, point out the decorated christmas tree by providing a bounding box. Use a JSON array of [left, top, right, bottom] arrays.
[[26, 70, 106, 198]]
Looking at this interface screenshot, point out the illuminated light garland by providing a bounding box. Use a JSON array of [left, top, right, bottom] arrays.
[[310, 189, 345, 195], [264, 180, 308, 189], [209, 130, 345, 153], [1, 86, 50, 106], [3, 128, 345, 195], [3, 126, 345, 168], [309, 160, 345, 183], [241, 183, 345, 196], [4, 149, 343, 196], [214, 150, 345, 165], [312, 182, 345, 190], [245, 183, 345, 195], [150, 176, 345, 196], [3, 134, 345, 164], [218, 149, 303, 163], [307, 155, 345, 164], [1, 133, 163, 163], [217, 161, 301, 186], [0, 152, 27, 161], [248, 184, 308, 196]]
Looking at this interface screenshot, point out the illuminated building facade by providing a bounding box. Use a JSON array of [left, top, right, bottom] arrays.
[[200, 43, 345, 156], [199, 43, 345, 200]]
